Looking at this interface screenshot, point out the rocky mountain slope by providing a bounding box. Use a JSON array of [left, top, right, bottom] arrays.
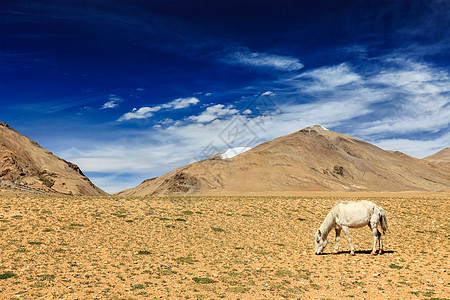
[[116, 125, 450, 196], [0, 122, 107, 196], [422, 147, 450, 170]]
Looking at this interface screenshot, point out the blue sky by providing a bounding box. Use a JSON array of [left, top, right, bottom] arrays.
[[1, 0, 449, 193]]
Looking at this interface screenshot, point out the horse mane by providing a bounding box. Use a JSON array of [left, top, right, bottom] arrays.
[[319, 203, 339, 238]]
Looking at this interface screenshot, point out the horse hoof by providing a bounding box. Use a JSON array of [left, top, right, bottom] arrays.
[[379, 250, 383, 255], [371, 251, 377, 256], [350, 251, 355, 256], [332, 250, 338, 254]]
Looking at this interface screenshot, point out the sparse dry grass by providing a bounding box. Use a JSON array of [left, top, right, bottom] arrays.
[[0, 194, 449, 299]]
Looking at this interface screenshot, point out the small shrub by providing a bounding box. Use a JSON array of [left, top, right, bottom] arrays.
[[227, 286, 249, 293], [137, 250, 152, 255], [28, 241, 42, 245], [389, 264, 403, 269], [132, 283, 145, 289], [192, 277, 216, 284], [38, 274, 55, 281], [30, 282, 47, 288], [0, 272, 15, 279], [176, 257, 197, 264], [112, 213, 127, 218], [275, 269, 293, 277], [211, 227, 224, 232]]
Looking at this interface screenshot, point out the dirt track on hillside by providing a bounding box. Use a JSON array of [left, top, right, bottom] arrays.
[[0, 194, 449, 299]]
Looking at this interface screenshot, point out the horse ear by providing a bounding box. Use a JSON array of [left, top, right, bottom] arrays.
[[318, 229, 321, 237]]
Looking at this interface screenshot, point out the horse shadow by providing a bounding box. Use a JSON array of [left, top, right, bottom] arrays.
[[322, 250, 395, 256]]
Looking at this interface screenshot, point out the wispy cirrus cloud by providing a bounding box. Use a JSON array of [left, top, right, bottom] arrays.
[[224, 48, 304, 71], [296, 63, 362, 92], [13, 91, 116, 114], [354, 59, 450, 136], [370, 131, 450, 159], [266, 57, 450, 139]]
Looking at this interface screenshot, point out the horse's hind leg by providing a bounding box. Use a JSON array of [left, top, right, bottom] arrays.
[[370, 226, 379, 255], [333, 228, 341, 254], [342, 226, 355, 255], [378, 229, 383, 254]]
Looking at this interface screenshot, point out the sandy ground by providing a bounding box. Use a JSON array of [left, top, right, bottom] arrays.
[[0, 194, 448, 299]]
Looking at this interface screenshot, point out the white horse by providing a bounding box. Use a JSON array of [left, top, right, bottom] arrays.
[[314, 200, 388, 255]]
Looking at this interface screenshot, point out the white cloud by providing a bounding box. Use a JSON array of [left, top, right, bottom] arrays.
[[189, 104, 239, 123], [225, 49, 304, 71], [118, 106, 161, 121], [370, 131, 450, 158], [162, 97, 199, 109], [357, 94, 450, 135], [370, 60, 449, 95], [353, 60, 450, 136], [271, 58, 449, 138], [101, 95, 123, 109], [118, 97, 200, 121]]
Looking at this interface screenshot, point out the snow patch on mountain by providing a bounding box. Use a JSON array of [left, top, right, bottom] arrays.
[[220, 147, 252, 159]]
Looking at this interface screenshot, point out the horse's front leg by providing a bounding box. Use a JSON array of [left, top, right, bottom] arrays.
[[332, 228, 341, 254], [342, 226, 355, 255]]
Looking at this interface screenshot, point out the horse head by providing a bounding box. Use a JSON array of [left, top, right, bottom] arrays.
[[314, 229, 327, 255]]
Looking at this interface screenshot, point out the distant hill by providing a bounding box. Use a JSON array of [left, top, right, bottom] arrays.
[[0, 122, 107, 196], [422, 147, 450, 170], [116, 125, 450, 196]]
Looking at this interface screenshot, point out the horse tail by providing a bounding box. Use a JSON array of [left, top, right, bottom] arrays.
[[379, 207, 388, 234]]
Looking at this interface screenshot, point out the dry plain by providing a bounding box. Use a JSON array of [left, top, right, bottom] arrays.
[[0, 194, 449, 299]]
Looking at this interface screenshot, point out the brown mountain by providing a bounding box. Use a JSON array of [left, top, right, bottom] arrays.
[[116, 125, 450, 196], [0, 122, 107, 196], [422, 147, 450, 170]]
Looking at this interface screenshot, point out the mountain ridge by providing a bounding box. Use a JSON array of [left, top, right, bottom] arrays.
[[116, 125, 449, 196], [422, 147, 450, 170], [0, 122, 107, 196]]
